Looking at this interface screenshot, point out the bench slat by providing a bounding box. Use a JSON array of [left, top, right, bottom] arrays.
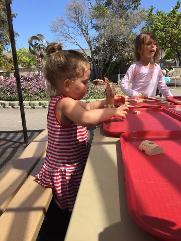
[[0, 130, 47, 215], [0, 153, 52, 241]]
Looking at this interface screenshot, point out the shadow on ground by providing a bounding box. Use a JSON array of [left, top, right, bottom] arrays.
[[0, 130, 43, 169]]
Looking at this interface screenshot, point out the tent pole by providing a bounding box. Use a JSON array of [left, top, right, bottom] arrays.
[[5, 0, 28, 144]]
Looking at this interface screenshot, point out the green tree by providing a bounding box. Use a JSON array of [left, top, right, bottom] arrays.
[[0, 48, 37, 72], [143, 0, 181, 66], [0, 0, 10, 70], [50, 0, 146, 78], [0, 0, 17, 71], [91, 0, 145, 76], [17, 48, 36, 68], [0, 0, 10, 50]]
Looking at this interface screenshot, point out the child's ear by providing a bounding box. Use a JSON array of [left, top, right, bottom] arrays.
[[64, 79, 71, 90]]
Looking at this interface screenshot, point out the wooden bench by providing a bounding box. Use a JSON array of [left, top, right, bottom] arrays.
[[0, 130, 52, 241]]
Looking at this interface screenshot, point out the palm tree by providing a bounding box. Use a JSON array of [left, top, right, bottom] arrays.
[[28, 34, 48, 71]]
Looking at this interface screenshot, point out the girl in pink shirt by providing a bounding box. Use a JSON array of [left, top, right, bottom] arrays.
[[119, 33, 172, 97]]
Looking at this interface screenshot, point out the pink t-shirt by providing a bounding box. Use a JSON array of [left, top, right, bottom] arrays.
[[119, 62, 172, 97]]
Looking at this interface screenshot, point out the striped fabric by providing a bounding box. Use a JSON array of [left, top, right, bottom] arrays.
[[35, 96, 88, 211]]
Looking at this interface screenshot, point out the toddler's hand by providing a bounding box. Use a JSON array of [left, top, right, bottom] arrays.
[[104, 78, 115, 106], [114, 95, 126, 106], [92, 79, 104, 85], [114, 104, 129, 118]]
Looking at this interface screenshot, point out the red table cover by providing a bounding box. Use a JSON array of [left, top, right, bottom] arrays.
[[102, 108, 181, 137], [128, 97, 162, 108], [163, 105, 181, 122], [120, 131, 181, 241], [166, 96, 181, 105]]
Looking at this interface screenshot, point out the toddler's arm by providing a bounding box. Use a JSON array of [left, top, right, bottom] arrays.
[[81, 77, 116, 110], [57, 97, 129, 126], [82, 99, 108, 110], [81, 79, 126, 110]]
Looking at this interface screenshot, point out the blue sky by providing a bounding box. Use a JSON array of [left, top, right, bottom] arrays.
[[12, 0, 179, 49]]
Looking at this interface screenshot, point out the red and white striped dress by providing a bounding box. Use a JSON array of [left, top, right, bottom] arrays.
[[35, 96, 88, 211]]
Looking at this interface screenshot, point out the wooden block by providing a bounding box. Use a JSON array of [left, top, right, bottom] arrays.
[[136, 99, 144, 103], [132, 110, 140, 115], [139, 140, 163, 156]]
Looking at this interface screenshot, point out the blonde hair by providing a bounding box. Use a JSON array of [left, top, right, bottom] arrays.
[[44, 42, 90, 95], [134, 33, 160, 62]]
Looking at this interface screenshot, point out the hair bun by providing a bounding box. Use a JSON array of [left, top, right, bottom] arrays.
[[46, 42, 63, 55]]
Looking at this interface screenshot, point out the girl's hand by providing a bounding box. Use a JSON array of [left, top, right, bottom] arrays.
[[138, 92, 147, 99], [114, 95, 126, 107], [92, 79, 105, 85], [104, 78, 115, 106], [114, 104, 129, 118]]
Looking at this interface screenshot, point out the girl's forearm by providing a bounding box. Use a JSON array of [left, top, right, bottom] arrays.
[[78, 107, 117, 126], [88, 99, 108, 109]]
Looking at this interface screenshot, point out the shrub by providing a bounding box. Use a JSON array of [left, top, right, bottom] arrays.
[[83, 81, 105, 100], [0, 75, 110, 101], [0, 74, 48, 101]]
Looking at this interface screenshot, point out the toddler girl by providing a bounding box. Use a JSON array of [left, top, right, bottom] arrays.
[[35, 42, 129, 213]]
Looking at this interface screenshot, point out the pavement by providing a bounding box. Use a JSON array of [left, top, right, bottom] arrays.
[[0, 108, 47, 131], [168, 85, 181, 95], [0, 108, 47, 169]]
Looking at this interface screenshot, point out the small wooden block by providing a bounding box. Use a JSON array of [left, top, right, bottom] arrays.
[[136, 99, 144, 103], [139, 140, 163, 156], [133, 110, 140, 115]]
